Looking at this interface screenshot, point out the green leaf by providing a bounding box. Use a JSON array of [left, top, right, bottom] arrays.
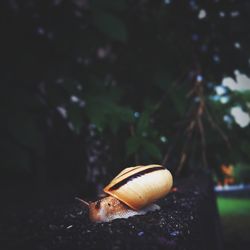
[[143, 141, 162, 160], [126, 136, 141, 156], [85, 104, 105, 129], [93, 10, 127, 42], [137, 111, 150, 134], [85, 84, 134, 132], [169, 87, 187, 116], [117, 106, 134, 123], [85, 96, 112, 130]]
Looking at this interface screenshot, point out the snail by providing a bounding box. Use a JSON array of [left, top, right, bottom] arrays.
[[76, 164, 173, 222]]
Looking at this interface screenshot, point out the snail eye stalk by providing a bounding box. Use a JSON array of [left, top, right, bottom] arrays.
[[75, 197, 89, 207]]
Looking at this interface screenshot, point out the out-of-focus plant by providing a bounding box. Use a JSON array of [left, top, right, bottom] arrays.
[[234, 162, 250, 184], [1, 0, 250, 186]]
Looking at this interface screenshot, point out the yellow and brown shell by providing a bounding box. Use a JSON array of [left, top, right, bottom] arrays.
[[103, 164, 173, 210]]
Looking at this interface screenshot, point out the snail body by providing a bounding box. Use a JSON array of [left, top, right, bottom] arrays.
[[88, 195, 160, 222], [79, 164, 173, 222]]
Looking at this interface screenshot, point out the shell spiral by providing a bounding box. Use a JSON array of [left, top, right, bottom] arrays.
[[103, 164, 173, 210]]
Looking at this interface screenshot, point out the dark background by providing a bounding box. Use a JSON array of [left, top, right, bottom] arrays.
[[0, 0, 250, 204]]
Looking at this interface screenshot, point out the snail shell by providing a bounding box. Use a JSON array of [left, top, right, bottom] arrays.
[[104, 164, 173, 210], [81, 164, 173, 222]]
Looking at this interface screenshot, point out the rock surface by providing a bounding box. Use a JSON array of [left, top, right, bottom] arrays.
[[1, 175, 223, 250]]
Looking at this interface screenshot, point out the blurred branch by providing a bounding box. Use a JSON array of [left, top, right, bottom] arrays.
[[205, 108, 231, 149], [153, 69, 189, 114], [168, 68, 209, 175]]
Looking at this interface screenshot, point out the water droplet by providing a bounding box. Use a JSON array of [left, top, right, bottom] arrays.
[[57, 106, 67, 119], [164, 0, 171, 4], [196, 75, 203, 82], [37, 27, 45, 35], [234, 42, 241, 49], [219, 11, 225, 18], [138, 231, 144, 236], [213, 54, 220, 63], [134, 112, 140, 118], [160, 136, 167, 143], [231, 11, 240, 17], [198, 9, 206, 19], [170, 230, 180, 237], [70, 95, 79, 103]]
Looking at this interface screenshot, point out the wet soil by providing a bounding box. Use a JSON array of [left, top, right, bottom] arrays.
[[0, 175, 222, 250]]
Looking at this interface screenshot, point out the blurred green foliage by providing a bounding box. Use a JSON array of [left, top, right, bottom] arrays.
[[0, 0, 250, 185], [217, 197, 250, 250], [234, 163, 250, 183]]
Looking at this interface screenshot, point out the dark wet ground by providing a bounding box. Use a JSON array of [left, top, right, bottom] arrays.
[[0, 175, 222, 250]]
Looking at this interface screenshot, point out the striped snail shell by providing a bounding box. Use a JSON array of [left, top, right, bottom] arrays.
[[78, 164, 173, 222]]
